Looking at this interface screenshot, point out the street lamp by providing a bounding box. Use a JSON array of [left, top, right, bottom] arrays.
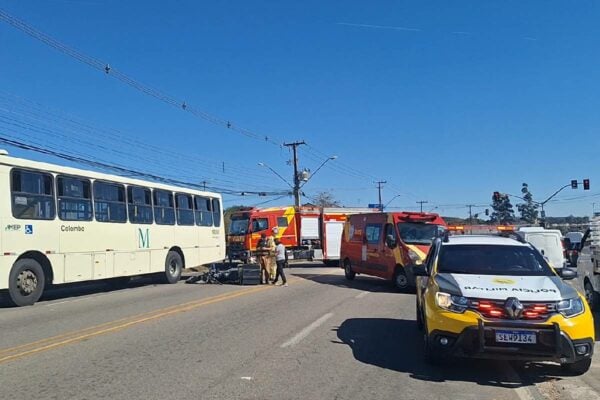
[[257, 162, 293, 188], [383, 194, 401, 210], [299, 156, 337, 188]]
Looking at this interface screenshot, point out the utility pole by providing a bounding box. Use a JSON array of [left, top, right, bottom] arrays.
[[375, 181, 386, 211], [201, 180, 208, 191], [466, 204, 476, 234], [417, 200, 428, 213], [284, 141, 306, 208]]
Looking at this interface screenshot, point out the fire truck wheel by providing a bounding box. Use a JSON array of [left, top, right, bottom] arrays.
[[162, 251, 183, 284], [393, 268, 409, 292], [344, 260, 356, 280], [584, 281, 598, 311], [8, 258, 46, 306]]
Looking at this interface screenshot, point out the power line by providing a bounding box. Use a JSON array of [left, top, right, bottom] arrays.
[[0, 8, 280, 146]]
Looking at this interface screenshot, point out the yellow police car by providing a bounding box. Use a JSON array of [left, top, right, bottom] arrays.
[[414, 234, 594, 374]]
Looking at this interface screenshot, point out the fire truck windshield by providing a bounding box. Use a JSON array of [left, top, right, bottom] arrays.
[[229, 217, 250, 235], [397, 222, 445, 245]]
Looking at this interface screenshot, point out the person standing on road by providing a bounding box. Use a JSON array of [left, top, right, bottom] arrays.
[[257, 233, 270, 284], [267, 227, 277, 281], [272, 238, 288, 286]]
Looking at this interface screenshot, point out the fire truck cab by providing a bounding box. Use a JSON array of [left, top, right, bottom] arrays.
[[340, 211, 447, 291], [227, 206, 371, 265]]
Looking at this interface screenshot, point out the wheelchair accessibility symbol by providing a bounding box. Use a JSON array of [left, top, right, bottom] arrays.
[[25, 225, 33, 235]]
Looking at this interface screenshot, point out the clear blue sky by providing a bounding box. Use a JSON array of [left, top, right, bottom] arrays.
[[1, 0, 599, 218]]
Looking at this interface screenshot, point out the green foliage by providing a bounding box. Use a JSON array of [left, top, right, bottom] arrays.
[[312, 191, 341, 207], [516, 183, 539, 224], [490, 193, 515, 224]]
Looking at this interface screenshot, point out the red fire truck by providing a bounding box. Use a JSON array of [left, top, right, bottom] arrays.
[[227, 206, 374, 265]]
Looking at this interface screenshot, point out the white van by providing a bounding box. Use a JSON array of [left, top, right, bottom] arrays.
[[517, 227, 567, 270]]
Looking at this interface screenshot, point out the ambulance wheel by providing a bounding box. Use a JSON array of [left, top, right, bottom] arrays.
[[344, 260, 355, 280], [584, 281, 598, 311], [162, 251, 183, 284], [562, 358, 592, 375], [8, 258, 45, 306], [393, 268, 409, 292]]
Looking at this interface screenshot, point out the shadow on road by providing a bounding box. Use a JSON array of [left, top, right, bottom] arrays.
[[291, 271, 409, 294], [334, 318, 573, 388], [0, 274, 189, 308]]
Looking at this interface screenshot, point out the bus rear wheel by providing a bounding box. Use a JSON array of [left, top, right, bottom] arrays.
[[8, 258, 45, 306], [162, 251, 183, 284]]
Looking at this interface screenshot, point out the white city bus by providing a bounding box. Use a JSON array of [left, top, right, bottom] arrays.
[[1, 151, 225, 306]]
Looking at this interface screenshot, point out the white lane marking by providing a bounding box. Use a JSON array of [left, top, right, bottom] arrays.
[[240, 377, 252, 380], [280, 313, 334, 348], [503, 364, 536, 400], [355, 291, 368, 299]]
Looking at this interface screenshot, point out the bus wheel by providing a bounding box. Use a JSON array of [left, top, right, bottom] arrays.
[[344, 260, 356, 280], [393, 268, 409, 292], [163, 251, 183, 284], [8, 259, 45, 306]]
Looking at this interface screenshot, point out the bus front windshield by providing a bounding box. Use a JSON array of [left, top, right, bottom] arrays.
[[397, 222, 445, 245], [229, 216, 250, 235]]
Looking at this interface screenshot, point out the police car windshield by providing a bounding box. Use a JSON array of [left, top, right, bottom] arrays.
[[229, 217, 250, 235], [397, 222, 444, 245], [437, 244, 554, 276]]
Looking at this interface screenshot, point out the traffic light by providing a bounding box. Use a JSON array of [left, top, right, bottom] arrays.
[[485, 208, 489, 216], [493, 191, 501, 201], [571, 180, 578, 189], [584, 179, 590, 190]]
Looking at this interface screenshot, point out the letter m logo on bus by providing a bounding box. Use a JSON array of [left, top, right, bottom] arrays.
[[138, 228, 150, 249]]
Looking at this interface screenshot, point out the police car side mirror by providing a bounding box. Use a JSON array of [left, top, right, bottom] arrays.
[[559, 267, 577, 280], [412, 265, 428, 276]]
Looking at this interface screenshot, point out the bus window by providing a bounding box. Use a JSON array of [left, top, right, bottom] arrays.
[[153, 189, 175, 225], [57, 175, 92, 221], [94, 181, 127, 223], [176, 193, 194, 226], [11, 169, 56, 220], [194, 196, 213, 227], [212, 198, 221, 227], [128, 186, 153, 224]]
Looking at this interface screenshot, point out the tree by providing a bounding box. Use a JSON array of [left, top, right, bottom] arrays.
[[490, 193, 515, 224], [312, 191, 341, 207], [516, 183, 539, 224]]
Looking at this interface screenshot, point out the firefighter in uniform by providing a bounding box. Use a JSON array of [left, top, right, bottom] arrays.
[[267, 227, 278, 281], [256, 233, 270, 284]]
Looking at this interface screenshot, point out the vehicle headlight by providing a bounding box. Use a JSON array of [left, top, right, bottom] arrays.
[[435, 292, 469, 313], [408, 249, 422, 263], [557, 298, 584, 318]]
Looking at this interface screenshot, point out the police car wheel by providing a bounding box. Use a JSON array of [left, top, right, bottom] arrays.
[[416, 302, 424, 331], [562, 358, 592, 375], [584, 281, 598, 311], [422, 323, 442, 365], [8, 258, 46, 307], [162, 251, 183, 284], [344, 260, 356, 280]]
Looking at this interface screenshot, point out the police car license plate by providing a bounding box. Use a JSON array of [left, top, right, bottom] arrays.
[[495, 330, 536, 344]]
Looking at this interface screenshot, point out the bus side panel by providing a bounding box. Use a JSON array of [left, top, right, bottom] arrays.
[[174, 226, 200, 268], [148, 224, 174, 273]]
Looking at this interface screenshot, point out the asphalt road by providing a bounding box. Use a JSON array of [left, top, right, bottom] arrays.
[[1, 263, 600, 400]]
